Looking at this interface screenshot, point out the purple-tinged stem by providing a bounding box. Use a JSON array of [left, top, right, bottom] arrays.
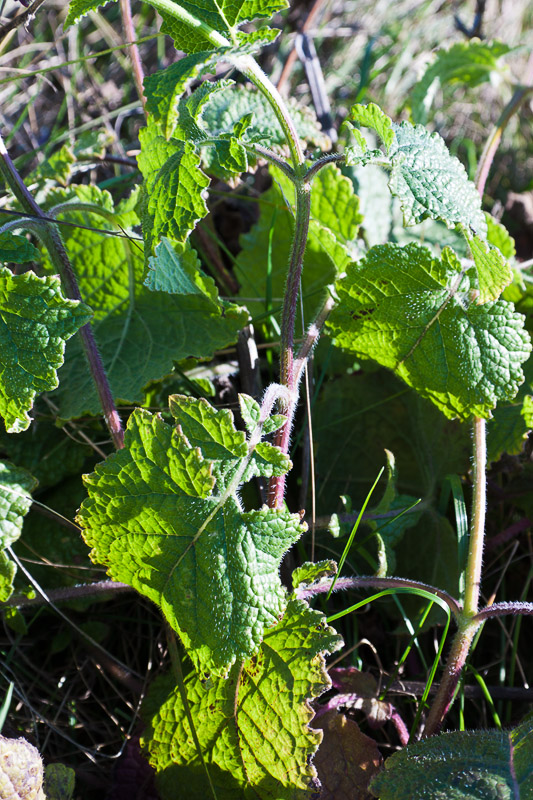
[[268, 181, 312, 508], [473, 601, 533, 624], [295, 574, 462, 619], [0, 134, 124, 449]]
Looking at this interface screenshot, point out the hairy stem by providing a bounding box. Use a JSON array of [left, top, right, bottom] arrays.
[[423, 620, 480, 738], [463, 417, 486, 615], [0, 134, 124, 449], [268, 181, 313, 508]]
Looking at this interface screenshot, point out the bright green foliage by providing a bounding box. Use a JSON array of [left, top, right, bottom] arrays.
[[168, 393, 292, 482], [327, 243, 531, 420], [144, 237, 208, 294], [238, 394, 286, 436], [143, 597, 343, 799], [411, 40, 512, 125], [138, 123, 211, 247], [78, 399, 304, 676], [0, 233, 39, 264], [200, 85, 330, 164], [345, 103, 486, 234], [64, 0, 116, 27], [464, 230, 513, 303], [292, 560, 337, 589], [237, 168, 359, 324], [0, 266, 92, 433], [155, 0, 288, 54], [0, 461, 37, 601], [0, 551, 16, 603], [370, 715, 533, 799], [486, 213, 516, 259], [308, 164, 363, 252], [144, 52, 224, 139], [45, 187, 247, 418]]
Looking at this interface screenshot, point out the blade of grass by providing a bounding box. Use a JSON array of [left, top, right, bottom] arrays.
[[326, 467, 384, 600], [0, 682, 13, 734]]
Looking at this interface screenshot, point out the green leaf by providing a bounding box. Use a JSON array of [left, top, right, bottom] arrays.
[[0, 233, 39, 264], [64, 0, 116, 27], [238, 394, 287, 436], [345, 104, 486, 234], [370, 715, 533, 800], [0, 266, 92, 433], [168, 393, 291, 484], [292, 560, 337, 589], [313, 370, 470, 514], [138, 123, 210, 246], [44, 187, 247, 418], [14, 476, 92, 590], [0, 461, 36, 547], [464, 230, 513, 303], [0, 551, 16, 603], [156, 0, 288, 55], [0, 461, 37, 601], [144, 52, 223, 139], [0, 400, 91, 488], [144, 237, 211, 295], [308, 164, 363, 249], [349, 102, 395, 151], [486, 356, 533, 464], [411, 40, 512, 125], [485, 213, 516, 260], [44, 763, 76, 800], [28, 144, 75, 188], [327, 243, 531, 420], [142, 597, 342, 799], [78, 401, 304, 676], [200, 84, 331, 158]]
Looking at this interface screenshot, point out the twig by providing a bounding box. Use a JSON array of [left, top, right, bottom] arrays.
[[119, 0, 147, 113], [0, 0, 48, 39], [277, 0, 327, 94]]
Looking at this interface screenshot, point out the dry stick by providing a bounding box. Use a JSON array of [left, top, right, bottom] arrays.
[[0, 134, 124, 449], [423, 64, 533, 738], [0, 0, 48, 39], [119, 0, 147, 114], [276, 0, 327, 94]]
